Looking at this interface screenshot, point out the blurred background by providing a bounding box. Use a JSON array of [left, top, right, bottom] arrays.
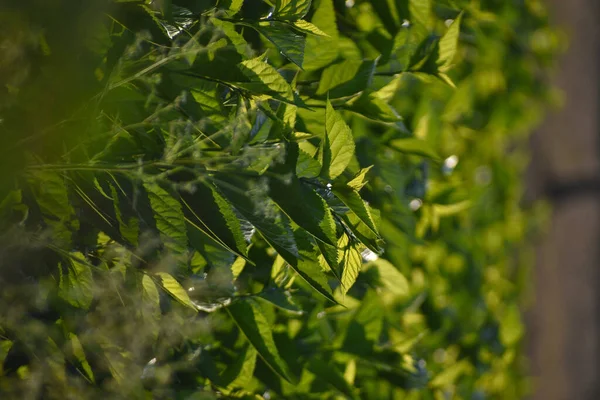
[[526, 0, 600, 399], [0, 0, 599, 398]]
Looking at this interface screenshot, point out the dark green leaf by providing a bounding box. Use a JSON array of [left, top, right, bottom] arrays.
[[226, 297, 294, 383], [250, 22, 305, 68], [332, 185, 378, 236], [317, 59, 377, 99], [144, 182, 188, 254]]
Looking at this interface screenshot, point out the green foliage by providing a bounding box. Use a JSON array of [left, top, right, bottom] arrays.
[[0, 0, 560, 398]]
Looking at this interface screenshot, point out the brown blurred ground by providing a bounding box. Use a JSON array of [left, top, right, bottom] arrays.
[[527, 0, 600, 399]]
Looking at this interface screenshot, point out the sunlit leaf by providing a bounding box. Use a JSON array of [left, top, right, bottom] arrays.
[[273, 0, 312, 21], [156, 272, 197, 310], [220, 343, 258, 389], [321, 100, 355, 180], [338, 234, 362, 294], [437, 12, 463, 72]]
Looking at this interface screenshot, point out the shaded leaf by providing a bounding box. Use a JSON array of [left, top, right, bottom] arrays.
[[302, 0, 339, 70], [251, 22, 305, 68], [59, 254, 94, 310], [226, 297, 294, 382], [370, 258, 409, 297], [308, 359, 360, 399], [317, 59, 377, 99], [333, 185, 378, 235], [256, 289, 302, 314], [388, 138, 440, 160], [220, 343, 258, 389], [144, 182, 187, 254]]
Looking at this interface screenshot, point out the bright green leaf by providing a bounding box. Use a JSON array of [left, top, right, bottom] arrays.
[[437, 12, 463, 72], [274, 0, 312, 21], [347, 166, 374, 191], [156, 272, 197, 310], [321, 100, 355, 180], [292, 20, 329, 37]]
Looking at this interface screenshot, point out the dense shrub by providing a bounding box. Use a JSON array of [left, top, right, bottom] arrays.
[[0, 0, 559, 398]]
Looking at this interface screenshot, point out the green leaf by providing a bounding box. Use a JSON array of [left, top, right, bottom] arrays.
[[69, 333, 95, 383], [430, 360, 472, 388], [296, 147, 322, 178], [231, 256, 247, 280], [332, 185, 378, 236], [220, 343, 258, 389], [59, 253, 94, 310], [370, 259, 409, 297], [212, 173, 300, 261], [341, 211, 384, 254], [181, 182, 248, 258], [409, 0, 432, 41], [267, 143, 336, 245], [317, 59, 377, 99], [256, 289, 302, 314], [250, 22, 305, 68], [212, 18, 250, 57], [218, 0, 244, 16], [238, 56, 295, 102], [226, 297, 294, 383], [321, 100, 356, 180], [156, 272, 197, 310], [347, 166, 374, 191], [302, 0, 339, 71], [274, 0, 312, 21], [338, 234, 362, 294], [142, 274, 161, 309], [316, 239, 341, 278], [144, 182, 188, 254], [27, 170, 75, 245], [347, 90, 402, 122], [437, 12, 463, 72], [283, 228, 338, 303], [269, 176, 336, 246], [292, 20, 329, 37], [388, 138, 440, 160], [109, 183, 139, 246], [307, 359, 360, 400]]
